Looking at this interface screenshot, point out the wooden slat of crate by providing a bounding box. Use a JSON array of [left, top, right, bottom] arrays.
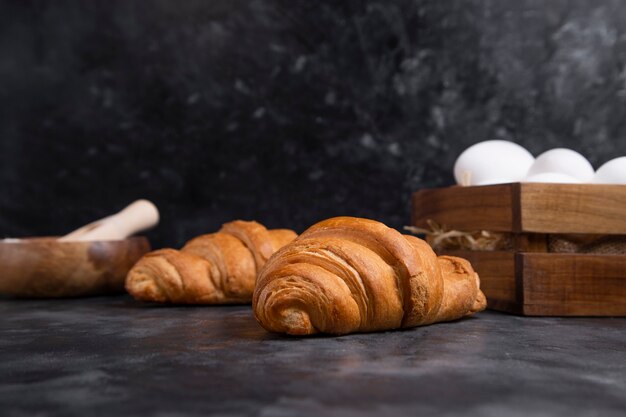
[[519, 183, 626, 234], [520, 253, 626, 316], [412, 184, 514, 232], [412, 183, 626, 235], [440, 250, 626, 316]]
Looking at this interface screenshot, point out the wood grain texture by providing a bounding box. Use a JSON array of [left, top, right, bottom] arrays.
[[519, 183, 626, 234], [412, 183, 626, 234], [439, 251, 626, 316], [412, 184, 514, 232], [514, 233, 548, 252], [414, 184, 626, 316], [0, 237, 150, 298], [520, 253, 626, 316]]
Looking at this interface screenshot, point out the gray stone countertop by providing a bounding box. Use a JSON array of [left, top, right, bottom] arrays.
[[1, 296, 625, 417]]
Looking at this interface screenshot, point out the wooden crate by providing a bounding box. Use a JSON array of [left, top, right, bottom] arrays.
[[411, 183, 626, 316]]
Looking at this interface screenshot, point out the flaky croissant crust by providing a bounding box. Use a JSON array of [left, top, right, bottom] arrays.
[[253, 217, 486, 335], [126, 220, 297, 304]]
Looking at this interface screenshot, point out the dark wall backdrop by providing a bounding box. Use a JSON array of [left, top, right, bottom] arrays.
[[2, 0, 626, 248]]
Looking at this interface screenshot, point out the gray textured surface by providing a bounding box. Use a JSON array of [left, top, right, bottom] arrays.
[[2, 1, 626, 248], [1, 296, 625, 416]]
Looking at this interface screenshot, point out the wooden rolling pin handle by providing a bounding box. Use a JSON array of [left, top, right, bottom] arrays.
[[60, 200, 159, 241]]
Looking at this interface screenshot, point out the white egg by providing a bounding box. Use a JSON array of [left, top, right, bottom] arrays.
[[453, 140, 534, 186], [593, 156, 626, 184], [523, 172, 582, 184], [526, 148, 594, 182]]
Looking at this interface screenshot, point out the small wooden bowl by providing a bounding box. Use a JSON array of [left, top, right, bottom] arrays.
[[0, 237, 150, 298]]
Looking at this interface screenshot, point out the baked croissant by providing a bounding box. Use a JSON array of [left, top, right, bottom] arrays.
[[126, 220, 297, 304], [253, 217, 486, 335]]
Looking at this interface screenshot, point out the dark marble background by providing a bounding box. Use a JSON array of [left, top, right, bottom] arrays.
[[2, 0, 626, 248]]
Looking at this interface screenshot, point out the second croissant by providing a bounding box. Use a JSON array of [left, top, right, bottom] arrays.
[[126, 220, 297, 304], [253, 217, 487, 335]]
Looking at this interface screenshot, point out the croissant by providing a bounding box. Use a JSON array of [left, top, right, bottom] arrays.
[[253, 217, 486, 335], [126, 220, 297, 304]]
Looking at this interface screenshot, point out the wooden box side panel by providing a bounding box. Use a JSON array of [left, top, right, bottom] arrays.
[[520, 253, 626, 316], [520, 183, 626, 234], [412, 184, 514, 232], [412, 183, 626, 234], [437, 250, 519, 314]]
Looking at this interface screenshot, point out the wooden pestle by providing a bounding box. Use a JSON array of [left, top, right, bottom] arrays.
[[59, 200, 159, 241]]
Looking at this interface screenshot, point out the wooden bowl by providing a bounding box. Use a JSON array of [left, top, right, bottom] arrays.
[[0, 237, 150, 298]]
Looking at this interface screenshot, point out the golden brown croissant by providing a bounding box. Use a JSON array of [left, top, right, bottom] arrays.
[[126, 220, 297, 304], [253, 217, 486, 335]]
